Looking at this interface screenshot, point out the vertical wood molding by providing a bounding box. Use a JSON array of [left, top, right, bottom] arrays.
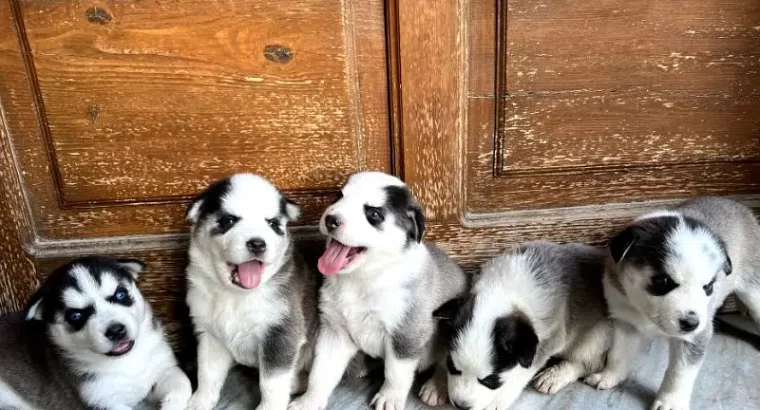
[[395, 0, 467, 222]]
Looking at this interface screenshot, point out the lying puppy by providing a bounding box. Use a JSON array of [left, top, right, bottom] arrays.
[[0, 256, 191, 410], [289, 171, 468, 410], [434, 241, 610, 410], [586, 197, 760, 410], [186, 173, 320, 410]]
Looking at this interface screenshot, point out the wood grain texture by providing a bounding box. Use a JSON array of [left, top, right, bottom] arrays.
[[0, 1, 38, 315], [0, 0, 389, 239], [396, 0, 465, 221]]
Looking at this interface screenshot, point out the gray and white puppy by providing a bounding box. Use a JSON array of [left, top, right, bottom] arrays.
[[289, 171, 468, 410], [0, 256, 191, 410], [433, 241, 610, 410], [586, 197, 760, 410], [185, 173, 320, 410]]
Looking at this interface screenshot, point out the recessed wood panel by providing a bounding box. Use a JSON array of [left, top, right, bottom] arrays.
[[0, 0, 389, 239], [466, 0, 760, 213]]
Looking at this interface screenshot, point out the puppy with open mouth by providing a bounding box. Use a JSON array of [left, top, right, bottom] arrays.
[[586, 197, 760, 410], [289, 171, 468, 410], [0, 256, 191, 410], [185, 173, 320, 410]]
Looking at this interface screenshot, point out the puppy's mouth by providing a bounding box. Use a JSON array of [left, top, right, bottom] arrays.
[[107, 340, 134, 357], [318, 239, 366, 276], [227, 260, 265, 289]]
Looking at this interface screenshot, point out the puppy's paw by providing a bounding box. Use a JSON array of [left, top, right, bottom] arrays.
[[583, 371, 624, 390], [533, 364, 575, 394], [371, 384, 408, 410], [187, 392, 218, 410], [418, 376, 448, 406], [159, 392, 191, 410], [651, 393, 690, 410], [256, 400, 289, 410], [287, 394, 327, 410]]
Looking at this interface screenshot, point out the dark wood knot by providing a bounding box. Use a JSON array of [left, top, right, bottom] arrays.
[[264, 45, 293, 64], [86, 7, 112, 24]]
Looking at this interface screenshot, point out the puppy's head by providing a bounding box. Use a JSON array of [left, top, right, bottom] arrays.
[[434, 296, 538, 410], [187, 173, 302, 291], [25, 257, 147, 358], [316, 172, 425, 276], [607, 212, 732, 337]]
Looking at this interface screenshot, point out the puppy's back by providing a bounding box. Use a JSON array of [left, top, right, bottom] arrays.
[[425, 242, 469, 309], [0, 314, 86, 410]]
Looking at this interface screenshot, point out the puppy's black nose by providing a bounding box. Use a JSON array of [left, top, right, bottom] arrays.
[[452, 400, 471, 410], [105, 323, 127, 341], [679, 315, 699, 332], [325, 214, 341, 231], [247, 238, 266, 254]]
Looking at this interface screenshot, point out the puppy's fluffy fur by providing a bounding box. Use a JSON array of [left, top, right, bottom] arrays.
[[289, 172, 468, 410], [587, 197, 760, 410], [0, 257, 191, 410], [186, 173, 320, 410], [434, 241, 610, 410]]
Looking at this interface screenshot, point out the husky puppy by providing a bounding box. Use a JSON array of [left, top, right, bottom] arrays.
[[586, 197, 760, 410], [185, 173, 320, 410], [0, 256, 191, 410], [288, 171, 468, 410], [433, 241, 610, 410]]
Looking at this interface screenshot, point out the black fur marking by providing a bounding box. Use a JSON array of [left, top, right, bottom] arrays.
[[648, 273, 680, 296], [383, 185, 426, 244], [64, 305, 95, 331], [212, 213, 239, 235], [434, 296, 475, 350], [446, 355, 462, 375], [24, 256, 141, 323], [492, 312, 538, 372], [703, 275, 717, 296], [267, 217, 285, 236], [107, 286, 133, 307], [261, 319, 297, 374], [478, 374, 503, 390], [188, 177, 231, 223]]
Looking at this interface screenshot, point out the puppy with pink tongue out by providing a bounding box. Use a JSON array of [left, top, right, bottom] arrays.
[[185, 173, 321, 410], [290, 172, 468, 410]]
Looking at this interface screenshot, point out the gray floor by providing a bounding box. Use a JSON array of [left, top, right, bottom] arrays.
[[190, 319, 760, 410]]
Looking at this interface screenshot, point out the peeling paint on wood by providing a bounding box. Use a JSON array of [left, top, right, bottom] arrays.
[[86, 7, 112, 24], [264, 45, 293, 63]]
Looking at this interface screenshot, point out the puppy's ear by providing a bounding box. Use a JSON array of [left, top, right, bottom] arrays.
[[186, 194, 204, 225], [282, 198, 303, 222], [608, 225, 639, 264], [494, 314, 538, 369], [24, 288, 46, 321], [116, 258, 146, 279], [433, 297, 465, 321], [408, 203, 426, 243]]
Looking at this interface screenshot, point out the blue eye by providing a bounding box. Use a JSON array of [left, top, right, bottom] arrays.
[[114, 288, 127, 301], [66, 310, 83, 322]]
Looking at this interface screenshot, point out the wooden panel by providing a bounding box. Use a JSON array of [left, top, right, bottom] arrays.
[[465, 0, 760, 213], [0, 0, 389, 239]]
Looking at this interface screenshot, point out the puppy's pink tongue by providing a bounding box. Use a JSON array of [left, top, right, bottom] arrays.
[[318, 241, 352, 276], [237, 260, 263, 289]]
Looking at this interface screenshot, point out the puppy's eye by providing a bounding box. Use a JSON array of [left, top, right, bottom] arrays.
[[478, 374, 502, 390], [647, 274, 679, 296], [65, 310, 83, 323], [114, 287, 128, 302], [217, 215, 239, 230], [446, 355, 461, 376], [703, 276, 717, 296], [267, 219, 280, 229], [364, 206, 384, 226]]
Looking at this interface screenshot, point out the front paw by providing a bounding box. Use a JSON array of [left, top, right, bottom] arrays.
[[418, 376, 447, 406], [187, 392, 218, 410], [583, 370, 625, 390], [533, 364, 574, 394], [651, 393, 690, 410], [288, 394, 327, 410], [371, 384, 408, 410], [257, 400, 289, 410], [160, 392, 191, 410]]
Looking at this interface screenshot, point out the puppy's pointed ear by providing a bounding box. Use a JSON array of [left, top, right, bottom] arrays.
[[494, 314, 538, 369], [186, 195, 204, 225], [282, 198, 303, 222], [116, 258, 146, 279], [608, 225, 639, 264], [24, 288, 46, 321], [434, 297, 465, 321], [408, 203, 426, 243]]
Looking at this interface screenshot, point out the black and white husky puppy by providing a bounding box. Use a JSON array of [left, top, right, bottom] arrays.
[[587, 197, 760, 410], [289, 171, 468, 410], [434, 241, 610, 410], [0, 256, 191, 410], [185, 173, 320, 410]]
